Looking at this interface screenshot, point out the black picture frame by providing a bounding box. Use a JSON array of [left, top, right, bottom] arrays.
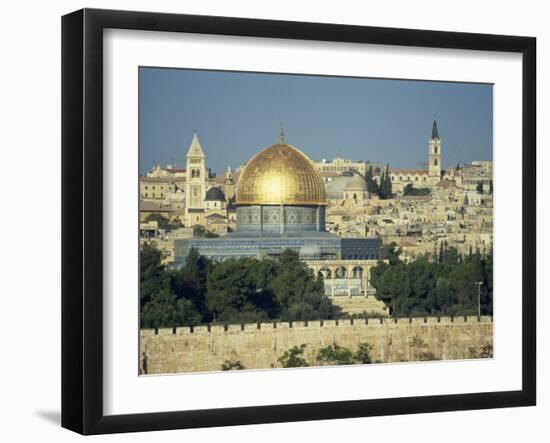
[[61, 8, 536, 435]]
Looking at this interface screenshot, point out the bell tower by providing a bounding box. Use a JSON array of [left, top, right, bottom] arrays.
[[428, 119, 441, 179], [185, 131, 206, 214], [224, 165, 235, 199]]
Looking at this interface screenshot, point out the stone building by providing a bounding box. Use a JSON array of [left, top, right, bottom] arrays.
[[139, 132, 240, 232], [318, 120, 451, 196], [313, 157, 384, 178]]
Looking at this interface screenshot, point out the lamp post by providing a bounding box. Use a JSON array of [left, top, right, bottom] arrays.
[[475, 281, 483, 317]]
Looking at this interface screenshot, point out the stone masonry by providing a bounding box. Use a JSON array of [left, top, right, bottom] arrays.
[[140, 316, 493, 374]]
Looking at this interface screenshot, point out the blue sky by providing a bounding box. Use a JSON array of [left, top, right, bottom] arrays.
[[139, 67, 492, 175]]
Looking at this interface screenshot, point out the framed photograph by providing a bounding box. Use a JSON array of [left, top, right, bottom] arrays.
[[61, 8, 536, 435]]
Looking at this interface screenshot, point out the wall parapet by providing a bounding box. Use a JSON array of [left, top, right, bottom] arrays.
[[141, 315, 493, 336]]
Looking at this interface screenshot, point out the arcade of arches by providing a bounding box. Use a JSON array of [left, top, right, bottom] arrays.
[[304, 259, 379, 298]]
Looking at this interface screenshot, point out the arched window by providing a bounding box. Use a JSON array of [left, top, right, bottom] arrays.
[[335, 266, 347, 278], [434, 159, 438, 166], [434, 146, 438, 154], [352, 266, 363, 278], [318, 268, 331, 279]]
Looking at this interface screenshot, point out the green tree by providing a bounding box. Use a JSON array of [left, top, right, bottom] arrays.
[[169, 248, 211, 318], [140, 242, 169, 308], [270, 250, 337, 321], [365, 165, 380, 196], [317, 344, 355, 366], [404, 183, 431, 196], [378, 165, 393, 199], [370, 249, 492, 317], [354, 343, 374, 364], [206, 257, 277, 323], [378, 241, 403, 266], [221, 359, 245, 370], [141, 289, 201, 328], [141, 245, 206, 328], [145, 213, 182, 232], [278, 344, 309, 368], [193, 225, 219, 238], [479, 343, 493, 358]]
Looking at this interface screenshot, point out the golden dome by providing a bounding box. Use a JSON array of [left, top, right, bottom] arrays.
[[236, 142, 326, 206]]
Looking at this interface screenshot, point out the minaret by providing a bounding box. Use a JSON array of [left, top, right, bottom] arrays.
[[224, 165, 235, 199], [185, 131, 206, 215], [428, 119, 441, 179]]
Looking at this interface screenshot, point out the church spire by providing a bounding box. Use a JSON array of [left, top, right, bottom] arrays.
[[431, 119, 440, 140], [186, 130, 205, 158]]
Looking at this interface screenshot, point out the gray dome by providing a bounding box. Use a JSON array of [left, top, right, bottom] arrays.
[[345, 174, 368, 191], [326, 175, 352, 199], [205, 187, 226, 201]]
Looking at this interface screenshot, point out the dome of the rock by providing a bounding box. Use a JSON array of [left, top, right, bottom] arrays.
[[236, 142, 326, 206]]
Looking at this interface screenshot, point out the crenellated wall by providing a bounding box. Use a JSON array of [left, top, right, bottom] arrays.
[[139, 316, 493, 374]]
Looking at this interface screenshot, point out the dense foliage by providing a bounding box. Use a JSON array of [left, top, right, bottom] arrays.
[[276, 343, 374, 368], [378, 164, 393, 199], [221, 359, 245, 371], [278, 344, 309, 368], [141, 240, 493, 328], [145, 213, 183, 232], [140, 244, 340, 328], [403, 183, 431, 196], [371, 244, 493, 317], [365, 164, 393, 199], [192, 225, 219, 238]]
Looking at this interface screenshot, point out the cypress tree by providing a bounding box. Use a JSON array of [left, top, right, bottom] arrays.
[[384, 164, 392, 198], [379, 169, 387, 199], [365, 165, 379, 195]]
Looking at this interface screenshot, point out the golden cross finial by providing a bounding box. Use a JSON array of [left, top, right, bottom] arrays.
[[279, 124, 285, 144]]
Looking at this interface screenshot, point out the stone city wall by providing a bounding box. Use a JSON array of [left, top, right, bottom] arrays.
[[140, 316, 493, 374]]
